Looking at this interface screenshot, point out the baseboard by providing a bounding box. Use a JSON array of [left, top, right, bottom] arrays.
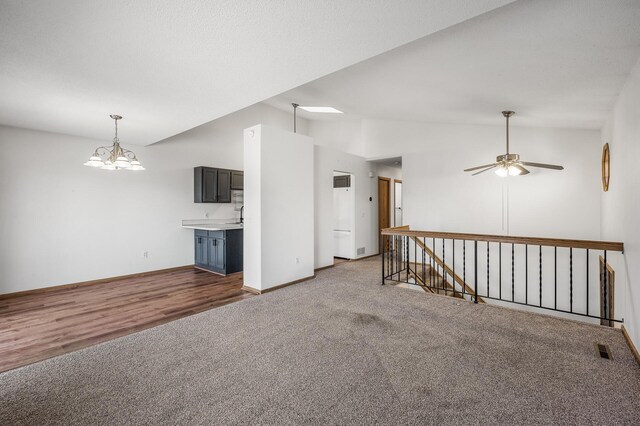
[[314, 264, 334, 272], [241, 285, 261, 295], [351, 253, 380, 262], [621, 324, 640, 366], [0, 265, 196, 300], [241, 275, 316, 295]]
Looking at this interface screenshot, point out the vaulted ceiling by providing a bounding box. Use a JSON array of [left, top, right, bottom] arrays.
[[267, 0, 640, 130], [0, 0, 514, 145]]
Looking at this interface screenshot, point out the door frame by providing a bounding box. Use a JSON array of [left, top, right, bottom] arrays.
[[378, 177, 391, 254], [393, 179, 402, 227]]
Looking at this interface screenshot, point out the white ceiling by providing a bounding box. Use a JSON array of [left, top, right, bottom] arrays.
[[0, 0, 514, 145], [266, 0, 640, 130]]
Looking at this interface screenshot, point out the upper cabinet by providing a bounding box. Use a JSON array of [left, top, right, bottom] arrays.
[[194, 167, 242, 203], [231, 170, 244, 190]]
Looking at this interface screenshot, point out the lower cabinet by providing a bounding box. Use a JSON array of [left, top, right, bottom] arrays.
[[194, 229, 243, 275]]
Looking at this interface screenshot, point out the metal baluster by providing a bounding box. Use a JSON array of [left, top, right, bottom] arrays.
[[525, 245, 528, 305], [539, 245, 542, 307], [422, 238, 426, 285], [511, 243, 515, 302], [405, 236, 409, 283], [499, 243, 502, 301], [487, 242, 490, 298], [452, 239, 456, 297], [554, 247, 557, 310], [396, 236, 400, 280], [388, 234, 392, 280], [442, 239, 446, 295], [432, 238, 436, 292], [432, 238, 435, 292], [381, 233, 385, 285], [463, 241, 466, 296], [586, 249, 589, 316], [474, 241, 478, 303], [414, 237, 417, 285], [570, 248, 573, 313]]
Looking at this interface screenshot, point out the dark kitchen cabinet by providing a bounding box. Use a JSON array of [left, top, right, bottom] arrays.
[[194, 230, 209, 268], [231, 170, 244, 190], [194, 167, 242, 203], [208, 237, 225, 271], [217, 169, 232, 203], [194, 229, 243, 275]]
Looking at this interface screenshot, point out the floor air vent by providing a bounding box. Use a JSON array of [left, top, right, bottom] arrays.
[[595, 343, 612, 360]]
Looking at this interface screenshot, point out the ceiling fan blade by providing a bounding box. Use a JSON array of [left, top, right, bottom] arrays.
[[472, 165, 498, 176], [464, 163, 497, 172], [513, 164, 530, 175], [521, 161, 564, 170]]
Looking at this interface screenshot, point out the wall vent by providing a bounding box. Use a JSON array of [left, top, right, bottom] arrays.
[[595, 343, 612, 360], [357, 247, 365, 255]]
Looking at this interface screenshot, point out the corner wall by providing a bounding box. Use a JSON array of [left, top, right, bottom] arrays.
[[243, 125, 315, 291], [601, 57, 640, 350]]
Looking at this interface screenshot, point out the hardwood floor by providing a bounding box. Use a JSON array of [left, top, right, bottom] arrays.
[[0, 268, 251, 373]]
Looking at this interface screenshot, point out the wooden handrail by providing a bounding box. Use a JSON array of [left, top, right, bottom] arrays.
[[381, 227, 624, 252]]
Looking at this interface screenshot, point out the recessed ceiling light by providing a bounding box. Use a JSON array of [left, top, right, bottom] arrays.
[[299, 106, 343, 113]]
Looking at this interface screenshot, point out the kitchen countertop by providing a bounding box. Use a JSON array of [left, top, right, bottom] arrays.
[[182, 223, 243, 231]]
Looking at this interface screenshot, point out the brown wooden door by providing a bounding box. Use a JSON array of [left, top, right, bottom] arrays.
[[378, 177, 391, 254]]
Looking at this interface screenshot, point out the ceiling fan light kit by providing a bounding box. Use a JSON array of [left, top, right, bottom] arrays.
[[464, 111, 564, 177]]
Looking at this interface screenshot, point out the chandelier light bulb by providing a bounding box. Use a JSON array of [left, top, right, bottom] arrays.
[[114, 156, 131, 168], [84, 155, 104, 167], [129, 159, 145, 171]]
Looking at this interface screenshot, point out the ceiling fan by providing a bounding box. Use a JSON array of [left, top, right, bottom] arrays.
[[464, 111, 564, 177]]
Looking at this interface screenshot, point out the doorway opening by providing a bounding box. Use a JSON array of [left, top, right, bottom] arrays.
[[371, 156, 402, 254], [333, 171, 355, 264], [378, 177, 390, 254], [394, 179, 402, 227]]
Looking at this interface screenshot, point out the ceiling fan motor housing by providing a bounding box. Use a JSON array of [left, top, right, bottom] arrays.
[[497, 153, 519, 163]]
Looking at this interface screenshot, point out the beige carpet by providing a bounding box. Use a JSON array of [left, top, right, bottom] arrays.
[[1, 257, 639, 425]]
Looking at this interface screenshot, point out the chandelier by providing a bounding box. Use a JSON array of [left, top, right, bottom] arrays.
[[84, 115, 145, 170]]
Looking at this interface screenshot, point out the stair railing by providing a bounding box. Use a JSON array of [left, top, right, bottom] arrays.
[[381, 226, 624, 323]]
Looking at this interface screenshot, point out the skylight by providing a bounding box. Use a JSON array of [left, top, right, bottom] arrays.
[[299, 106, 343, 113]]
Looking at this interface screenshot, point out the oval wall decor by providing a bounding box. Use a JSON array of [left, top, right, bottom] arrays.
[[602, 143, 610, 192]]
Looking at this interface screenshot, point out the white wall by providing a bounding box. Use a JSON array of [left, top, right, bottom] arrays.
[[308, 119, 364, 156], [361, 119, 602, 239], [601, 57, 640, 349], [0, 103, 307, 294], [313, 145, 379, 269], [243, 125, 315, 291]]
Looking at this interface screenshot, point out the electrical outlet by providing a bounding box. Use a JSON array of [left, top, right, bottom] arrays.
[[295, 257, 300, 264], [143, 251, 149, 258]]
